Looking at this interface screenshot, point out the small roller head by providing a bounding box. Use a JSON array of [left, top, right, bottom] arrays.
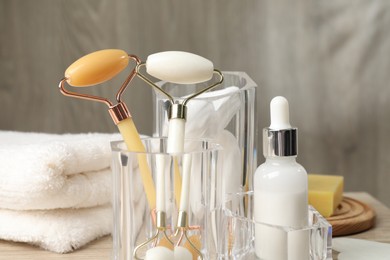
[[65, 49, 129, 87], [144, 246, 174, 260], [174, 246, 192, 260], [146, 51, 214, 84]]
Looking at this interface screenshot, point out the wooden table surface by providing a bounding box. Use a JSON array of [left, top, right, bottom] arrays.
[[0, 192, 389, 260]]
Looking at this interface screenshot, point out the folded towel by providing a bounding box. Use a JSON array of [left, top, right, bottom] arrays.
[[0, 168, 112, 210], [0, 131, 149, 253], [0, 131, 120, 175], [0, 204, 112, 253], [0, 199, 146, 253], [0, 131, 120, 210]]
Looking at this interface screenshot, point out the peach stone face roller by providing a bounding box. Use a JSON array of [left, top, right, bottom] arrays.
[[58, 49, 156, 210]]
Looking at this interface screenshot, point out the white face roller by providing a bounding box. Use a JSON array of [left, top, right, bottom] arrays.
[[140, 51, 222, 154], [136, 51, 222, 260], [148, 51, 213, 257]]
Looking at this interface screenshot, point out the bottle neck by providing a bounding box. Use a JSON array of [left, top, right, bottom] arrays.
[[265, 156, 297, 164]]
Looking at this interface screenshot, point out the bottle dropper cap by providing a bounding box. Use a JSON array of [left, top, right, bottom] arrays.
[[263, 96, 298, 157]]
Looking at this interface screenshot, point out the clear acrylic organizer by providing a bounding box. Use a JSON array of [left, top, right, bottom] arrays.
[[221, 192, 332, 260], [153, 71, 257, 196]]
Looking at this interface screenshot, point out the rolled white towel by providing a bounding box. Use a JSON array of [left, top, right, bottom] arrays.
[[0, 131, 120, 210]]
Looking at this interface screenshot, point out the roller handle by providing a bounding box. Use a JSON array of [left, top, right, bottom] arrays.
[[65, 49, 129, 87], [155, 154, 166, 212], [167, 118, 186, 154], [117, 118, 156, 210], [179, 154, 192, 212]]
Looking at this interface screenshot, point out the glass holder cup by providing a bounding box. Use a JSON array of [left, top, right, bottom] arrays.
[[111, 137, 222, 260], [221, 192, 332, 260]]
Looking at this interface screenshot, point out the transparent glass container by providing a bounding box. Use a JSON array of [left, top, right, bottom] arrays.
[[111, 138, 222, 260], [220, 192, 332, 260], [153, 71, 258, 197]]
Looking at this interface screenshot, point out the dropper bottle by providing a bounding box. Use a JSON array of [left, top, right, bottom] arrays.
[[254, 96, 309, 260]]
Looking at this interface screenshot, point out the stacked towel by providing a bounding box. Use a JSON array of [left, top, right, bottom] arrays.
[[0, 131, 119, 253]]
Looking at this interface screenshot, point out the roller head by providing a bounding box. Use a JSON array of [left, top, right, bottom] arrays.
[[65, 49, 129, 87], [146, 51, 214, 84], [144, 246, 174, 260], [174, 246, 192, 260]]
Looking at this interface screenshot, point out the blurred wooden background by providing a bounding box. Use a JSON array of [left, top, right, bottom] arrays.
[[1, 0, 390, 206]]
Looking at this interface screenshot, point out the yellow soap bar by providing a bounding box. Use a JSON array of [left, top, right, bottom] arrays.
[[308, 174, 344, 217]]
